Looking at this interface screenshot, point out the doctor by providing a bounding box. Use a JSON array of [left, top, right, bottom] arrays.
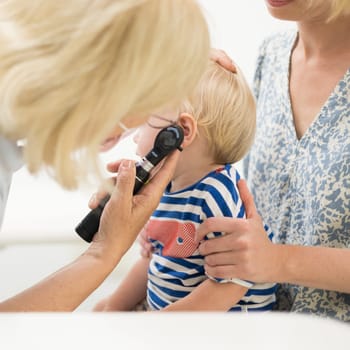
[[0, 0, 210, 311], [196, 0, 350, 321]]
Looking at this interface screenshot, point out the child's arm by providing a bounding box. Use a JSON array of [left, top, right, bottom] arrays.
[[161, 279, 247, 312], [162, 168, 250, 311], [93, 257, 150, 311]]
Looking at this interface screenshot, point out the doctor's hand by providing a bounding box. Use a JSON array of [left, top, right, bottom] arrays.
[[88, 152, 180, 262], [195, 180, 281, 284]]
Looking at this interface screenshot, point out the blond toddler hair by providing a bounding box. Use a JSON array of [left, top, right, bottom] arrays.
[[182, 61, 256, 164]]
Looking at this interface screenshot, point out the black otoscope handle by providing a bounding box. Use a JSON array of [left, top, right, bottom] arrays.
[[75, 168, 146, 243], [75, 125, 184, 243], [75, 195, 110, 242]]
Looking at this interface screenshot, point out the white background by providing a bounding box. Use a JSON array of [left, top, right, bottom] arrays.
[[0, 1, 295, 310]]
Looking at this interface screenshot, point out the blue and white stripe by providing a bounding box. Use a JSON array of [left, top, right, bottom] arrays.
[[147, 164, 276, 311]]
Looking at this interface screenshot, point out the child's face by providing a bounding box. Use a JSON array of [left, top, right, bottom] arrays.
[[100, 112, 149, 152], [133, 112, 178, 157]]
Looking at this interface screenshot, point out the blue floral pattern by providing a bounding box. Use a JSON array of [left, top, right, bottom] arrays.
[[244, 30, 350, 321]]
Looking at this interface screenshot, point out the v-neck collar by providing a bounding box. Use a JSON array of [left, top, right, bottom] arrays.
[[283, 31, 350, 148]]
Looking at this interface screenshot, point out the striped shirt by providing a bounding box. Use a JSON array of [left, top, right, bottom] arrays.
[[144, 164, 276, 311]]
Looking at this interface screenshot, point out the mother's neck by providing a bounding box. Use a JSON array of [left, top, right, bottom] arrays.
[[296, 15, 350, 59]]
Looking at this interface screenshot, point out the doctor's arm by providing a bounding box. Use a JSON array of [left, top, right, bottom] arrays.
[[0, 154, 179, 311]]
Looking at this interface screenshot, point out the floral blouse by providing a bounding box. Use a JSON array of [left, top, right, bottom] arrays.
[[244, 30, 350, 321]]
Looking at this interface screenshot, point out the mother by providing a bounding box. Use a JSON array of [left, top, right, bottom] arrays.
[[197, 0, 350, 321]]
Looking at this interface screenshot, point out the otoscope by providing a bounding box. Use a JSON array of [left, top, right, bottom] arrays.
[[75, 124, 184, 243]]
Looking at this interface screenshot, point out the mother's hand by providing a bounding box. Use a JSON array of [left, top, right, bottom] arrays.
[[90, 152, 180, 261], [195, 180, 280, 284], [210, 48, 237, 73]]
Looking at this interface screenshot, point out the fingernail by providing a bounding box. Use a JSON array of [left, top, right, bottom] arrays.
[[120, 159, 132, 169]]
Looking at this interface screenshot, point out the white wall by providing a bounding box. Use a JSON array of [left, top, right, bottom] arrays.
[[199, 0, 295, 82], [0, 1, 295, 309]]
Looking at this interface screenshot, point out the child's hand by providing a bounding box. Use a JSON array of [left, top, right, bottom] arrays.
[[138, 229, 154, 258]]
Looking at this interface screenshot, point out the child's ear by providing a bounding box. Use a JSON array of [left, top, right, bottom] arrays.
[[177, 113, 197, 148]]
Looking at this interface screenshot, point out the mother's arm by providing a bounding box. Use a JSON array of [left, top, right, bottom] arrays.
[[196, 180, 350, 294]]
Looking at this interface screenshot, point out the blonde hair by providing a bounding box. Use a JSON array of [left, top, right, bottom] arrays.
[[181, 61, 256, 164], [306, 0, 350, 21], [0, 0, 210, 188], [328, 0, 350, 19]]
